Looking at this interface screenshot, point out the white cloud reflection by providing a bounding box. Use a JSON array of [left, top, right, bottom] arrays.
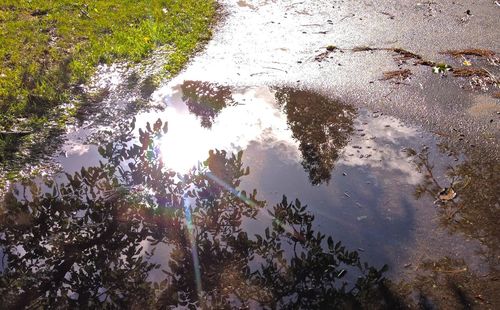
[[148, 82, 422, 186], [152, 86, 300, 173], [338, 114, 423, 185]]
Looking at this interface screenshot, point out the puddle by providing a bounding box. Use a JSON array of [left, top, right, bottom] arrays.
[[1, 81, 498, 308], [1, 1, 499, 307]]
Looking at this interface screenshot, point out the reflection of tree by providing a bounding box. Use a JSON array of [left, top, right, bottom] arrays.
[[388, 253, 500, 308], [274, 88, 356, 185], [408, 146, 500, 257], [180, 80, 234, 128], [0, 119, 389, 309], [368, 145, 500, 308], [409, 257, 498, 309]]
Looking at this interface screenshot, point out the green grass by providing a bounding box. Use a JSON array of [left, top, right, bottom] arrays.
[[0, 0, 216, 131]]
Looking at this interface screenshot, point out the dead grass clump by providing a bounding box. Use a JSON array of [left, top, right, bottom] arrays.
[[382, 69, 412, 80], [417, 60, 436, 67], [452, 67, 490, 77], [352, 46, 376, 52], [388, 48, 422, 60], [314, 51, 329, 62], [386, 47, 436, 66], [443, 49, 496, 58], [314, 46, 340, 62]]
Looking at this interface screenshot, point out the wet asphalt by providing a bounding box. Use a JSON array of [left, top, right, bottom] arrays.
[[175, 0, 499, 157], [1, 0, 499, 308]]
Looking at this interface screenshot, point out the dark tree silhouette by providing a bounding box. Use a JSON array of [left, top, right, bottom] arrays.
[[274, 88, 356, 185], [0, 118, 390, 309], [181, 81, 235, 128]]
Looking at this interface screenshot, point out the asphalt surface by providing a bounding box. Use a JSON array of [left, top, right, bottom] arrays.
[[167, 0, 499, 157]]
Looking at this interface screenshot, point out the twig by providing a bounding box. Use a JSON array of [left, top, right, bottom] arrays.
[[340, 13, 355, 21]]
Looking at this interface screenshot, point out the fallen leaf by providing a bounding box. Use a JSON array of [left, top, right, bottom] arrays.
[[437, 187, 457, 201]]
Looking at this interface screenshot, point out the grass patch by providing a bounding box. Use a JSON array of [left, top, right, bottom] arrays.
[[0, 0, 216, 132]]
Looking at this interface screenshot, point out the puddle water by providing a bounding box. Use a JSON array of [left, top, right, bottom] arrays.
[[1, 81, 498, 308]]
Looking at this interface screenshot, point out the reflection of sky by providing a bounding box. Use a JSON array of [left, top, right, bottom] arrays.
[[85, 63, 127, 92], [60, 80, 424, 189], [63, 144, 91, 157], [154, 86, 300, 173], [39, 80, 483, 283], [338, 114, 423, 185], [0, 247, 5, 273], [151, 83, 423, 190], [148, 82, 433, 271]]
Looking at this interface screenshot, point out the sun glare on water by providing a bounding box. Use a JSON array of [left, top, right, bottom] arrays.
[[158, 106, 214, 173], [155, 86, 297, 174]]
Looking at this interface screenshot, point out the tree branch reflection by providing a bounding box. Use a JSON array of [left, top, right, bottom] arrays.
[[180, 81, 235, 129], [1, 119, 388, 309], [407, 145, 500, 256], [274, 88, 355, 185]]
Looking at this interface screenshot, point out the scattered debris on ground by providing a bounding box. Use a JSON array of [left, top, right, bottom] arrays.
[[351, 46, 376, 52], [350, 46, 436, 66], [324, 44, 498, 98], [357, 215, 368, 221], [314, 45, 338, 61], [389, 48, 424, 62], [382, 69, 412, 81], [436, 187, 457, 203], [452, 67, 490, 77], [443, 49, 496, 58], [326, 45, 337, 52]]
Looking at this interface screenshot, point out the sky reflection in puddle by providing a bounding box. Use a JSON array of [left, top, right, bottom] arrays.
[[133, 80, 482, 275], [53, 80, 485, 277], [2, 80, 493, 308], [154, 84, 297, 173]]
